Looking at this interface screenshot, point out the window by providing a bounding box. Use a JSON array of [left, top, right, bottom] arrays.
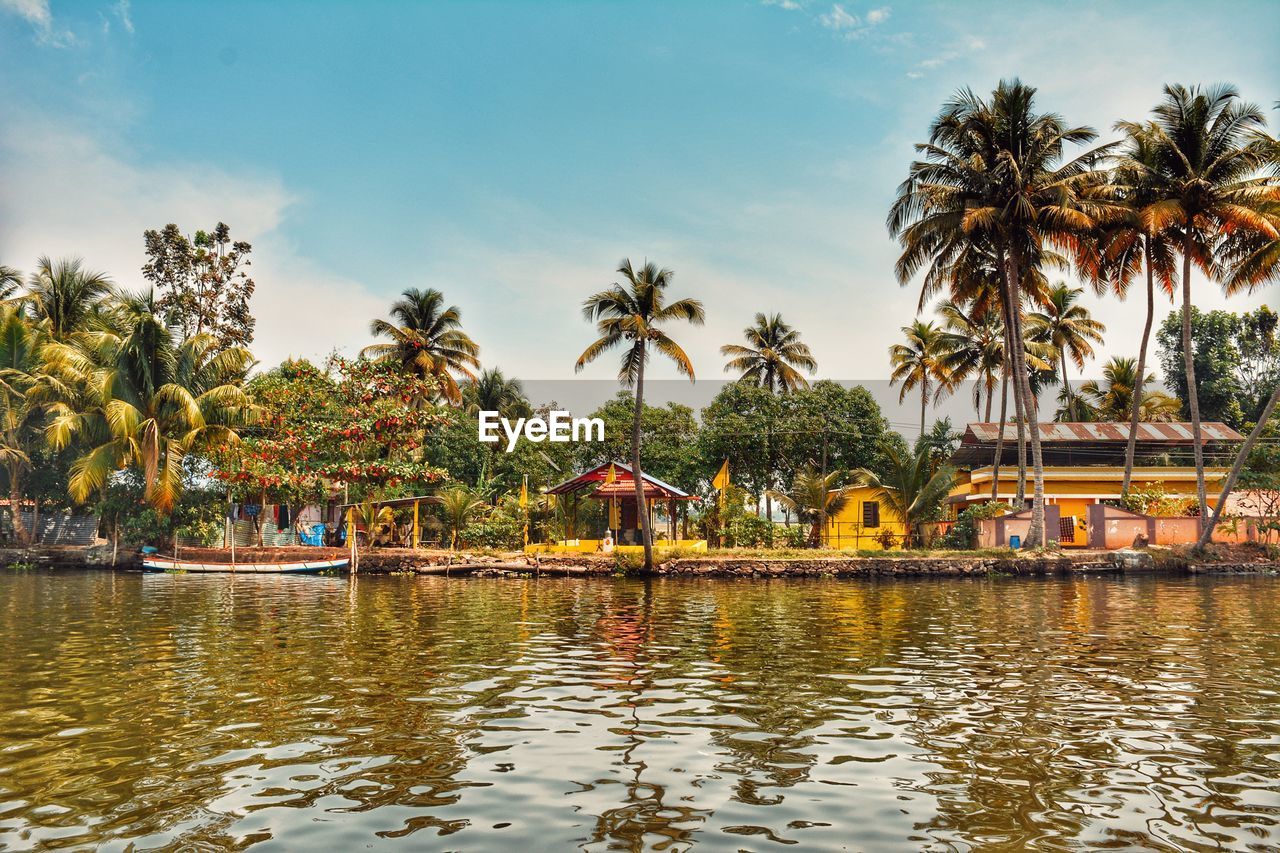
[[862, 501, 880, 528]]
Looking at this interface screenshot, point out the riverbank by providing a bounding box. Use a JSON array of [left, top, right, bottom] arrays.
[[6, 542, 1277, 577]]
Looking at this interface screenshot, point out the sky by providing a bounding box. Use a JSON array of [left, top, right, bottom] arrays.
[[0, 0, 1276, 433]]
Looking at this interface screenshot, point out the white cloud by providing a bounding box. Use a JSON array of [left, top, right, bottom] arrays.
[[761, 0, 803, 10], [112, 0, 133, 34], [819, 4, 859, 31], [1, 0, 75, 46], [0, 113, 386, 369], [866, 6, 891, 24]]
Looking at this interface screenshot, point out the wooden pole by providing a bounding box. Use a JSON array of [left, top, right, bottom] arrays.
[[412, 500, 420, 550]]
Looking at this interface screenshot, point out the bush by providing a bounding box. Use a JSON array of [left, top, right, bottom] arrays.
[[462, 516, 523, 549], [776, 523, 808, 548], [1121, 482, 1194, 517], [937, 502, 1013, 550], [726, 513, 774, 548]]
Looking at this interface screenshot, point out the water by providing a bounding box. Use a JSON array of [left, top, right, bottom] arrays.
[[2, 571, 1280, 851]]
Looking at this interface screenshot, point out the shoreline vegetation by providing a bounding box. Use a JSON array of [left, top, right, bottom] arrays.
[[0, 81, 1276, 572]]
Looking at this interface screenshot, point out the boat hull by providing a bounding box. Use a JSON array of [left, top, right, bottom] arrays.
[[142, 557, 349, 574]]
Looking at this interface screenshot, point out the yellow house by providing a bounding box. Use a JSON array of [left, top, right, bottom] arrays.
[[824, 485, 910, 550], [947, 421, 1242, 547]]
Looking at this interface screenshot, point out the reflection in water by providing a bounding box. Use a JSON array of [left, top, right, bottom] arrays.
[[1, 572, 1280, 850]]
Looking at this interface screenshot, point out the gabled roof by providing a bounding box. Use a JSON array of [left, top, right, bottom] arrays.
[[950, 421, 1244, 467], [547, 461, 695, 500]]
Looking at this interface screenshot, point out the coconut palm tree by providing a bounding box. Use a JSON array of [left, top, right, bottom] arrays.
[[1099, 120, 1179, 494], [937, 300, 1005, 421], [44, 291, 256, 513], [23, 256, 113, 340], [849, 445, 955, 549], [888, 79, 1117, 547], [0, 265, 21, 301], [0, 306, 47, 544], [363, 287, 481, 405], [1141, 84, 1279, 527], [463, 368, 532, 420], [575, 259, 705, 572], [889, 320, 950, 437], [437, 485, 487, 550], [1026, 284, 1106, 421], [1075, 356, 1181, 422], [721, 313, 817, 393], [765, 467, 852, 548]]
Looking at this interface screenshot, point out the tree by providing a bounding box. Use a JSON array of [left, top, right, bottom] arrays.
[[850, 444, 955, 548], [698, 381, 783, 503], [44, 291, 257, 513], [888, 319, 949, 436], [1076, 356, 1181, 422], [23, 256, 113, 340], [937, 299, 1004, 421], [363, 287, 481, 405], [889, 80, 1115, 547], [916, 417, 961, 474], [720, 312, 817, 393], [0, 306, 47, 544], [1101, 120, 1178, 494], [213, 357, 450, 503], [575, 259, 705, 572], [1157, 308, 1247, 427], [0, 265, 21, 300], [1198, 386, 1280, 549], [764, 467, 851, 547], [1027, 284, 1105, 421], [578, 392, 702, 494], [463, 368, 532, 420], [1142, 83, 1278, 527], [142, 222, 256, 348], [438, 485, 488, 550]]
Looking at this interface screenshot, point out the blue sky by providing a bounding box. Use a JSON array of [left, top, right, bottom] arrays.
[[1, 0, 1276, 404]]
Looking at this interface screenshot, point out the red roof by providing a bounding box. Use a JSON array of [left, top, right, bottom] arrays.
[[546, 461, 695, 500]]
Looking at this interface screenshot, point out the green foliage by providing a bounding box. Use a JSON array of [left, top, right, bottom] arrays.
[[576, 392, 702, 492], [96, 469, 225, 549], [462, 515, 523, 550], [1158, 306, 1280, 427], [726, 512, 774, 548], [939, 502, 1013, 550], [142, 222, 256, 348], [1120, 481, 1194, 517]]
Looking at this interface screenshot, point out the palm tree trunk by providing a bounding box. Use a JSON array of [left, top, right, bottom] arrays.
[[1004, 255, 1046, 547], [1060, 345, 1075, 421], [998, 278, 1028, 505], [8, 470, 28, 546], [920, 381, 928, 437], [984, 376, 993, 422], [991, 368, 1008, 501], [1122, 250, 1156, 496], [631, 346, 654, 572], [1197, 382, 1280, 549], [1180, 238, 1209, 530]]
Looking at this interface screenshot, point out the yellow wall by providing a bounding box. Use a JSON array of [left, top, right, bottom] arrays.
[[956, 466, 1227, 504], [826, 486, 910, 550]]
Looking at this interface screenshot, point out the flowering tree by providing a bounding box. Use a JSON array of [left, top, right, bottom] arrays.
[[212, 357, 451, 503]]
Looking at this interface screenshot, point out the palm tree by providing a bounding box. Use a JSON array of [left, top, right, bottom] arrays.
[[463, 368, 532, 420], [1142, 84, 1279, 527], [437, 485, 487, 550], [0, 265, 21, 301], [888, 79, 1116, 547], [765, 467, 852, 548], [575, 259, 705, 572], [849, 445, 955, 549], [363, 287, 481, 404], [937, 300, 1004, 421], [1026, 284, 1106, 421], [889, 320, 949, 437], [0, 306, 47, 544], [1099, 120, 1179, 494], [1075, 356, 1181, 422], [721, 313, 817, 393], [24, 256, 113, 340], [44, 291, 256, 513]]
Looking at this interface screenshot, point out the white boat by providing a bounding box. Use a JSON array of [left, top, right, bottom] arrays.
[[142, 556, 349, 574]]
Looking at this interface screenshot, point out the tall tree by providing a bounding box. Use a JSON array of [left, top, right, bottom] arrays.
[[363, 287, 481, 405], [142, 222, 257, 348], [44, 291, 257, 513], [0, 265, 21, 301], [1142, 83, 1278, 528], [1099, 120, 1178, 494], [889, 79, 1115, 547], [24, 256, 113, 340], [0, 306, 48, 544], [937, 300, 1004, 421], [889, 320, 949, 437], [575, 259, 704, 572], [462, 368, 532, 420], [1027, 284, 1106, 421], [1076, 356, 1181, 422], [720, 312, 817, 393]]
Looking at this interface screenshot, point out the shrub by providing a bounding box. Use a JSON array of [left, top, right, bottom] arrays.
[[938, 502, 1013, 550], [727, 513, 774, 548], [462, 516, 523, 550], [1121, 482, 1194, 517]]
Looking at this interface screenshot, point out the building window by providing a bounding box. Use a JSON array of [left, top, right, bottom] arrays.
[[863, 501, 880, 528]]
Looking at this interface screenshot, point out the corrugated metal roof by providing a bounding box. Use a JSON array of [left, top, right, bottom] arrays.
[[964, 422, 1243, 443]]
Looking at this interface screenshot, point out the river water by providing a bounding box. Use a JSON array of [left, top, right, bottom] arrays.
[[2, 571, 1279, 851]]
